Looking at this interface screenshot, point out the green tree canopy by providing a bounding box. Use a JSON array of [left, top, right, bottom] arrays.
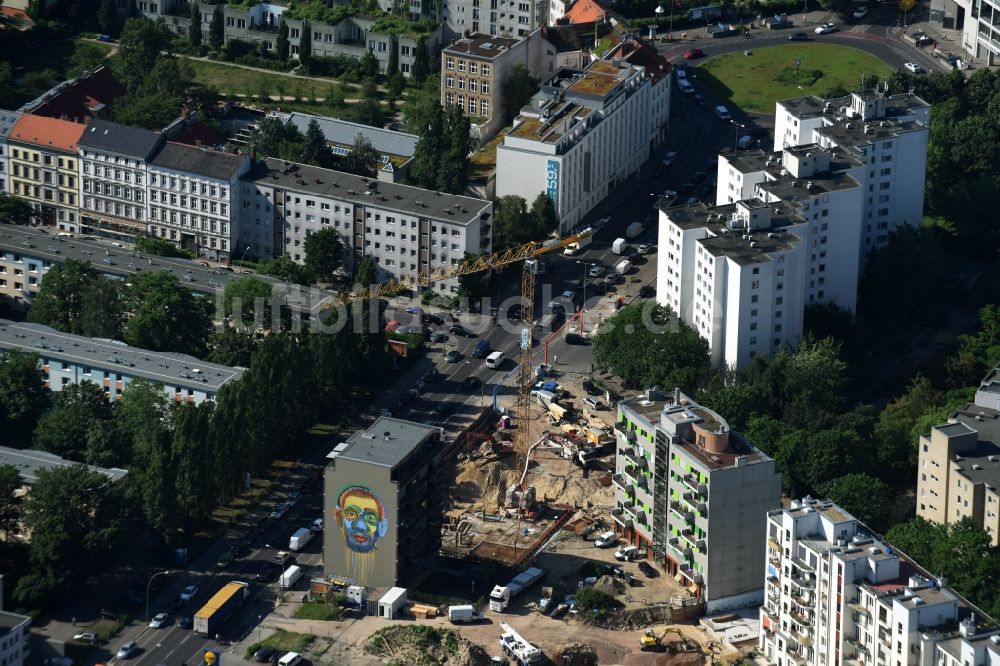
[[116, 17, 172, 93], [411, 36, 429, 84], [223, 275, 274, 331], [123, 272, 214, 357], [303, 228, 345, 282], [189, 2, 202, 47], [817, 473, 893, 533], [28, 259, 124, 339], [300, 118, 330, 167], [0, 193, 34, 224], [0, 350, 50, 445], [0, 464, 22, 541], [503, 64, 537, 122], [209, 5, 224, 50], [276, 20, 290, 62], [136, 235, 195, 259], [32, 382, 112, 461]]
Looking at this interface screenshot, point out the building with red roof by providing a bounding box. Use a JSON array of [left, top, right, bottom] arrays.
[[20, 65, 125, 125], [7, 115, 86, 230]]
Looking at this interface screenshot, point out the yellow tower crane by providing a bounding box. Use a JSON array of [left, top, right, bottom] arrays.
[[334, 228, 593, 468]]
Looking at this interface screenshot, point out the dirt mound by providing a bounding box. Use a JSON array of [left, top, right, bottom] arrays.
[[454, 456, 519, 511], [363, 625, 491, 665], [553, 641, 599, 666]]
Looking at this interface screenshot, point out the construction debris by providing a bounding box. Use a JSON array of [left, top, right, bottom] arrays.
[[554, 642, 599, 666], [363, 625, 491, 666]]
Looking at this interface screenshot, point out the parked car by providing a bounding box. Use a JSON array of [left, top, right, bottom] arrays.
[[714, 105, 731, 121], [149, 613, 169, 629], [639, 285, 655, 298], [615, 545, 639, 561], [637, 244, 652, 255], [588, 265, 606, 278], [269, 503, 289, 520], [683, 48, 704, 59], [594, 530, 618, 548], [661, 150, 678, 167], [693, 93, 707, 107], [180, 584, 199, 601], [852, 5, 868, 18], [311, 518, 324, 532], [788, 32, 809, 40], [117, 641, 139, 659], [638, 561, 659, 578], [582, 380, 601, 396], [429, 330, 448, 343], [73, 633, 97, 643], [460, 376, 480, 390], [449, 324, 474, 337], [815, 22, 837, 33], [215, 551, 233, 569], [446, 350, 462, 363], [254, 647, 279, 663], [904, 61, 926, 73]]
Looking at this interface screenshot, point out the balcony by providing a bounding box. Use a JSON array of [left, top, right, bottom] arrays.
[[678, 563, 703, 584], [622, 448, 648, 470], [792, 555, 814, 573], [767, 537, 781, 552], [669, 500, 693, 522], [612, 474, 635, 496], [792, 592, 812, 608], [682, 473, 706, 495], [611, 507, 631, 528], [668, 536, 692, 558], [790, 573, 814, 591], [790, 609, 811, 626], [680, 529, 701, 548], [878, 626, 891, 648], [792, 630, 813, 647]]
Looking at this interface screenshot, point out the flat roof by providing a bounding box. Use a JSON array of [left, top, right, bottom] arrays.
[[247, 158, 491, 227], [757, 170, 861, 201], [777, 91, 930, 120], [332, 417, 439, 469], [0, 445, 128, 484], [150, 142, 247, 181], [280, 112, 418, 158], [721, 149, 772, 173], [443, 33, 522, 59], [936, 404, 1000, 488], [816, 118, 927, 148], [566, 59, 631, 98], [0, 319, 244, 391]]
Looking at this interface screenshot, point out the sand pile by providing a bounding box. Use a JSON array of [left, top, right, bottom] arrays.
[[364, 625, 491, 666]]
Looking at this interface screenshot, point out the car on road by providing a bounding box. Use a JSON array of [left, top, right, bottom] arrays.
[[73, 633, 97, 643], [904, 62, 926, 73], [215, 550, 234, 569], [149, 612, 169, 629], [311, 518, 323, 532], [852, 5, 868, 18], [405, 306, 423, 315], [638, 561, 659, 578], [675, 67, 687, 80], [255, 562, 280, 583], [661, 150, 678, 167], [637, 244, 652, 255], [446, 350, 462, 363], [714, 105, 731, 121], [693, 93, 707, 107], [180, 585, 199, 601], [269, 503, 289, 520], [560, 290, 577, 304], [117, 641, 139, 659], [429, 330, 447, 343], [815, 22, 837, 33], [460, 376, 480, 390], [449, 324, 474, 337], [287, 490, 302, 506], [639, 285, 655, 298], [683, 48, 704, 59], [788, 32, 809, 40], [565, 333, 590, 345], [588, 265, 606, 278], [179, 616, 194, 629]]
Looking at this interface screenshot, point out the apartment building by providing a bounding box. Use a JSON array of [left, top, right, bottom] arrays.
[[0, 611, 30, 666], [0, 111, 22, 195], [0, 319, 244, 403], [242, 158, 493, 293], [916, 363, 1000, 546], [324, 417, 444, 588], [945, 0, 1000, 66], [78, 119, 164, 242], [0, 446, 128, 485], [772, 90, 930, 255], [442, 0, 546, 38], [759, 497, 1000, 666], [613, 389, 780, 613], [148, 143, 251, 261], [497, 47, 671, 232], [7, 115, 85, 232], [656, 200, 810, 368]]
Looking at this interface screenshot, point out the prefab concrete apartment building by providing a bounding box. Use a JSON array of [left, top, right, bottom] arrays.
[[613, 389, 781, 613]]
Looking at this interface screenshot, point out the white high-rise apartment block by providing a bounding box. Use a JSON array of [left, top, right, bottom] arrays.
[[496, 39, 670, 233], [442, 0, 547, 38], [950, 0, 1000, 66], [0, 110, 21, 195], [760, 497, 1000, 666]]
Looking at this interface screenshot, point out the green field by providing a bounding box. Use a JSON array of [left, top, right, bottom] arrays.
[[696, 44, 894, 113]]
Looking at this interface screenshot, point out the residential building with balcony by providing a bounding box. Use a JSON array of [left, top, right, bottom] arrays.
[[7, 115, 85, 232], [0, 611, 30, 666], [613, 389, 780, 613], [0, 110, 22, 195], [496, 46, 671, 233], [759, 497, 1000, 666], [443, 0, 546, 39], [0, 319, 244, 403], [242, 157, 493, 294], [916, 362, 1000, 546], [148, 143, 251, 261], [78, 119, 164, 242], [324, 417, 444, 588]]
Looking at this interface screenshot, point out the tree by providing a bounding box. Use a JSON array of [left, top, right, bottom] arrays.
[[0, 194, 33, 225], [207, 327, 258, 367], [98, 0, 117, 36], [529, 192, 558, 238], [359, 48, 379, 80], [873, 375, 944, 483], [209, 5, 224, 50], [298, 21, 312, 71], [257, 255, 313, 285], [356, 256, 377, 287], [250, 116, 304, 161], [303, 228, 345, 282], [0, 464, 21, 541], [344, 134, 378, 177], [412, 103, 444, 188], [574, 587, 622, 612], [276, 20, 290, 62], [351, 98, 383, 128], [593, 303, 711, 391], [300, 118, 328, 167], [124, 272, 213, 357], [503, 64, 536, 122], [411, 36, 429, 84], [859, 226, 944, 322], [28, 259, 99, 334], [438, 103, 470, 194], [171, 401, 214, 535], [817, 474, 893, 532], [15, 465, 131, 605], [189, 2, 202, 48], [33, 382, 112, 461], [0, 350, 49, 446], [79, 277, 125, 339], [136, 235, 195, 259], [223, 275, 274, 331], [386, 44, 399, 77], [696, 382, 768, 433], [116, 17, 171, 94]]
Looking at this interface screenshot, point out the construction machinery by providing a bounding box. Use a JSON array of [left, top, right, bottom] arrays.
[[333, 228, 594, 470], [640, 627, 684, 652]]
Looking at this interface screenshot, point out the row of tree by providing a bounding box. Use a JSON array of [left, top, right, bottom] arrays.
[[250, 116, 383, 179]]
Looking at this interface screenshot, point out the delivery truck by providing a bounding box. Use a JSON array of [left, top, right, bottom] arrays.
[[194, 581, 249, 636], [490, 567, 545, 612], [448, 605, 484, 624], [563, 234, 592, 256], [289, 527, 313, 551], [280, 564, 303, 588]]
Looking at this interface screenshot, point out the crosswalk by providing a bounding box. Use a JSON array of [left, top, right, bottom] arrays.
[[849, 24, 871, 33]]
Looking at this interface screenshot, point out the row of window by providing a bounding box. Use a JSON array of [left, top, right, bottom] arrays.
[[152, 225, 229, 251], [149, 174, 228, 198], [84, 163, 144, 183], [443, 94, 490, 117], [9, 149, 76, 171], [83, 180, 143, 201], [11, 182, 77, 206], [11, 165, 76, 189], [444, 76, 491, 94], [149, 208, 228, 235], [444, 58, 492, 76]]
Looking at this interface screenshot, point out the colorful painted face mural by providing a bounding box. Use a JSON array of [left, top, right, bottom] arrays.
[[335, 485, 388, 554]]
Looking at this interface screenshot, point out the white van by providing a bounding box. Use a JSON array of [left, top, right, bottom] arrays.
[[280, 564, 302, 588], [278, 652, 303, 666], [486, 351, 505, 368], [615, 259, 632, 275]]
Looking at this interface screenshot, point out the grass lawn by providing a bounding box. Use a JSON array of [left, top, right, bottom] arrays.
[[245, 630, 316, 659], [293, 601, 344, 621], [696, 44, 894, 113], [470, 128, 508, 178]]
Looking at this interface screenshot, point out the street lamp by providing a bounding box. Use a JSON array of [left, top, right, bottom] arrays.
[[576, 261, 594, 315], [146, 570, 172, 623], [654, 4, 665, 40], [732, 121, 746, 151], [240, 245, 252, 263]]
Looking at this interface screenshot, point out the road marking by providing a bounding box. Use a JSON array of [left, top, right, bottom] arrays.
[[849, 24, 871, 33]]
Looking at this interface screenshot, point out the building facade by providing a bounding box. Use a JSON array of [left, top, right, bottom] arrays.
[[0, 320, 244, 403], [78, 119, 164, 242], [242, 158, 493, 293], [613, 389, 781, 613], [0, 611, 30, 666], [323, 417, 444, 588], [18, 65, 124, 124], [916, 363, 1000, 546], [947, 0, 1000, 66], [496, 46, 671, 232], [7, 115, 85, 233], [0, 111, 22, 195], [148, 142, 251, 261], [759, 497, 1000, 666], [442, 0, 546, 38]]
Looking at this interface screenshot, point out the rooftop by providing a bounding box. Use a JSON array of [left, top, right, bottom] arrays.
[[566, 58, 631, 98], [247, 158, 492, 226], [331, 417, 440, 468], [0, 109, 22, 139], [606, 36, 672, 83], [539, 22, 608, 53], [933, 404, 1000, 488], [280, 111, 418, 158], [20, 65, 125, 123], [0, 319, 245, 391], [757, 170, 862, 202], [563, 0, 613, 24], [442, 33, 522, 59], [0, 610, 30, 632], [9, 114, 86, 153], [0, 445, 128, 484], [777, 91, 930, 121], [816, 118, 927, 148], [721, 148, 772, 173], [78, 119, 164, 159], [150, 142, 248, 181]]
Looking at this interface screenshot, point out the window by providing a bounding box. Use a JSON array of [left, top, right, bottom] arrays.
[[446, 76, 455, 88], [469, 62, 478, 74], [482, 64, 491, 76], [458, 60, 466, 72], [482, 80, 490, 94], [446, 57, 455, 69]]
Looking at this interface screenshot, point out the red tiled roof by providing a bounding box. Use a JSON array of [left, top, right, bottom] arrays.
[[565, 0, 611, 24], [9, 114, 86, 153], [1, 6, 29, 20], [608, 37, 673, 82], [25, 65, 125, 124]]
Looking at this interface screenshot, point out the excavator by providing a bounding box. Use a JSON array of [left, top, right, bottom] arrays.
[[639, 626, 687, 652]]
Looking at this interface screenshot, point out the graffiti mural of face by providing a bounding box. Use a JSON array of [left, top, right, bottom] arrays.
[[335, 487, 388, 554]]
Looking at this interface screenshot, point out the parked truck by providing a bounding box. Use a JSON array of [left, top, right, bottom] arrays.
[[289, 527, 313, 551], [500, 622, 544, 665], [612, 238, 627, 254], [563, 234, 592, 256], [194, 581, 249, 636], [448, 604, 484, 624], [490, 567, 545, 612], [625, 221, 644, 239]]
